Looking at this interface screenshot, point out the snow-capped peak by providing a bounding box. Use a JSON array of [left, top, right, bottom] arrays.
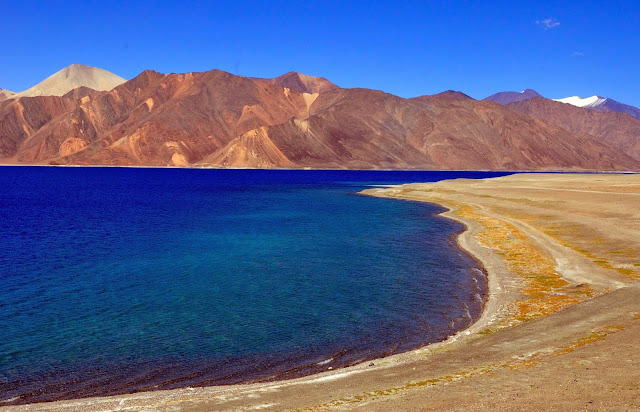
[[553, 95, 608, 108]]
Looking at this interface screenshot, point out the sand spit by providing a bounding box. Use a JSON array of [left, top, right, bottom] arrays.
[[4, 173, 640, 411]]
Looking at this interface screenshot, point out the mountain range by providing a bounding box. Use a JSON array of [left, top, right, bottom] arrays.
[[484, 89, 542, 105], [1, 65, 639, 171], [485, 89, 640, 120], [506, 97, 640, 161]]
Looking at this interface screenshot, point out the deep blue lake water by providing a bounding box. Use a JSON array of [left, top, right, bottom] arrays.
[[0, 167, 510, 404]]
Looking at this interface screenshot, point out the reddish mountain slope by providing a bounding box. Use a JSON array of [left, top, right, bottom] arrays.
[[265, 72, 339, 94], [0, 69, 638, 171], [0, 96, 77, 158], [204, 89, 637, 170], [507, 97, 640, 161], [1, 70, 315, 165]]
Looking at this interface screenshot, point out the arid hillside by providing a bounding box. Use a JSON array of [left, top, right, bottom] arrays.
[[507, 97, 640, 161], [1, 68, 638, 170], [204, 89, 638, 170]]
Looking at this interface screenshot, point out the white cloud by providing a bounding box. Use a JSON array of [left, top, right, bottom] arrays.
[[571, 51, 584, 57], [536, 17, 560, 30]]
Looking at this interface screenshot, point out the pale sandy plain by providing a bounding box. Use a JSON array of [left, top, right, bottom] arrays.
[[3, 173, 640, 411]]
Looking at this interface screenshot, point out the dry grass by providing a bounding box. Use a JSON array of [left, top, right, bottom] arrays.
[[301, 323, 627, 411], [556, 325, 625, 355], [452, 205, 592, 325], [494, 212, 640, 280]]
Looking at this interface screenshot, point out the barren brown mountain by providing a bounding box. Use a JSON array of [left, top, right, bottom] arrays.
[[204, 89, 637, 170], [0, 88, 16, 102], [1, 69, 318, 165], [507, 97, 640, 161], [0, 96, 77, 158], [0, 68, 638, 170], [264, 71, 339, 94]]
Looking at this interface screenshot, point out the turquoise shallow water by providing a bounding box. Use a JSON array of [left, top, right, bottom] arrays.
[[0, 168, 509, 404]]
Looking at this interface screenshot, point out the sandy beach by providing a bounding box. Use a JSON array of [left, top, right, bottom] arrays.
[[4, 173, 640, 411]]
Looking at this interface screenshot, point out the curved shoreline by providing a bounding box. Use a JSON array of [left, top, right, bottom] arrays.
[[0, 185, 490, 408], [5, 173, 640, 411], [418, 204, 514, 340], [1, 181, 517, 411]]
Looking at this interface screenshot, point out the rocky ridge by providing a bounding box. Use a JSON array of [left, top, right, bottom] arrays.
[[0, 66, 638, 171]]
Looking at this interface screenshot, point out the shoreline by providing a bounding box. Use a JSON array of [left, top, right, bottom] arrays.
[[0, 162, 637, 174], [0, 178, 522, 410], [0, 178, 493, 407], [413, 203, 514, 341], [4, 173, 640, 410]]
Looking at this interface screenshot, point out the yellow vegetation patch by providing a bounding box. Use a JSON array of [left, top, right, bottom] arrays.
[[556, 325, 625, 355], [506, 214, 639, 279], [301, 324, 626, 410], [506, 357, 541, 370], [452, 205, 591, 325]]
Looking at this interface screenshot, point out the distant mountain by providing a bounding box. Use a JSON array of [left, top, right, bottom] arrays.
[[210, 88, 633, 171], [507, 97, 640, 161], [0, 68, 637, 171], [0, 88, 15, 102], [486, 88, 640, 121], [484, 89, 541, 105], [425, 90, 473, 100], [553, 95, 640, 120], [14, 64, 126, 98], [264, 72, 339, 94], [554, 95, 606, 108]]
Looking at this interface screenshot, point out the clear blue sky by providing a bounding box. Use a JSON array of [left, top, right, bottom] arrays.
[[2, 1, 639, 106]]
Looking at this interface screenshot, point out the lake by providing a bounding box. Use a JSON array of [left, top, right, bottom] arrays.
[[0, 167, 509, 404]]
